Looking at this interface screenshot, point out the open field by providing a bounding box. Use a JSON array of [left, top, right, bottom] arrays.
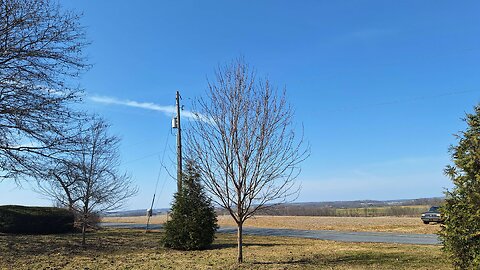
[[103, 215, 441, 234], [333, 205, 429, 217], [262, 204, 433, 217], [0, 229, 450, 269]]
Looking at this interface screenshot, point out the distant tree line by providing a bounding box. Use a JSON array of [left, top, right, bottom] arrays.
[[254, 205, 430, 217], [402, 197, 445, 206], [215, 197, 445, 217]]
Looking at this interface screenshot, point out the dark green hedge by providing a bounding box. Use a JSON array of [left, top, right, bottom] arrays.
[[0, 205, 74, 234]]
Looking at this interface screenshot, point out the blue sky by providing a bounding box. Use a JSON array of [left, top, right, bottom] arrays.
[[1, 1, 479, 210]]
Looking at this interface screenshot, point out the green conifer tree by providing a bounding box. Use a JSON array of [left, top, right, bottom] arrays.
[[162, 160, 218, 250], [440, 105, 480, 269]]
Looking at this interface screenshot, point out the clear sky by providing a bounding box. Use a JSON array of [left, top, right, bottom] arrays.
[[1, 0, 479, 210]]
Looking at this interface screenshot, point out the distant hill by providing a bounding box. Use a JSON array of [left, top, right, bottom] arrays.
[[251, 197, 445, 217], [105, 197, 444, 217], [280, 197, 445, 208]]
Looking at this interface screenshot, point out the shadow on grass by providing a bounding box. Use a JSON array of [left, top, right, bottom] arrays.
[[211, 233, 290, 250], [253, 258, 312, 265], [252, 250, 431, 268], [0, 229, 162, 257], [210, 242, 278, 250], [1, 229, 282, 257], [319, 251, 424, 267]]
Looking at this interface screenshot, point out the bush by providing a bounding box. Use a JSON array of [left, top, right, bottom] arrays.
[[72, 211, 100, 231], [439, 105, 480, 269], [162, 161, 218, 250], [0, 205, 74, 234]]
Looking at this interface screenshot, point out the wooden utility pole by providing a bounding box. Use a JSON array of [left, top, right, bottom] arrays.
[[145, 91, 182, 231], [175, 91, 182, 192]]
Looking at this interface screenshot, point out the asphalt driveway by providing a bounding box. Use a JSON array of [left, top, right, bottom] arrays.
[[100, 222, 440, 245]]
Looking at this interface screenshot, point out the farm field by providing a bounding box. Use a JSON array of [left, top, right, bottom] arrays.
[[0, 229, 450, 270], [333, 205, 428, 217], [103, 215, 441, 234]]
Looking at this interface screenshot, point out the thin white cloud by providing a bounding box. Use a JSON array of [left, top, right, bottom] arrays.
[[88, 95, 207, 122], [90, 95, 175, 115]]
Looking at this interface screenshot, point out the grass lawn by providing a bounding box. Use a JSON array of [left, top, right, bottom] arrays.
[[0, 229, 450, 269], [103, 215, 441, 234]]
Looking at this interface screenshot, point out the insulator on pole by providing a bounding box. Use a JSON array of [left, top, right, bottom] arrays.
[[172, 117, 178, 129]]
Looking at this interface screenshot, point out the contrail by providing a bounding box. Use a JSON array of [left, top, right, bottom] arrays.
[[88, 95, 205, 121]]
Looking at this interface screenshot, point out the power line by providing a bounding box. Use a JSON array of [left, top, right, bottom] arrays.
[[122, 151, 162, 165], [334, 89, 479, 112], [146, 101, 176, 231]]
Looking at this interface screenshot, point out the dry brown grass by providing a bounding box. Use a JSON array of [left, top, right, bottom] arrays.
[[102, 215, 441, 234], [103, 215, 169, 224], [0, 229, 450, 270]]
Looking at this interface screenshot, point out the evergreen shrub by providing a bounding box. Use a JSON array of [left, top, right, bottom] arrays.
[[162, 161, 218, 250], [0, 205, 74, 234]]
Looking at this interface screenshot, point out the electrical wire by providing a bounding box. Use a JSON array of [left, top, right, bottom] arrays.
[[146, 102, 176, 230], [332, 89, 479, 112]]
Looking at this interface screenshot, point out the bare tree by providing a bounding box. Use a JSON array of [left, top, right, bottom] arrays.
[[39, 159, 83, 212], [37, 117, 137, 246], [0, 0, 88, 181], [187, 59, 308, 263]]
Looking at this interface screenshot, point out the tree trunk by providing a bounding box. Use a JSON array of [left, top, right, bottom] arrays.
[[237, 222, 243, 263], [81, 214, 86, 247]]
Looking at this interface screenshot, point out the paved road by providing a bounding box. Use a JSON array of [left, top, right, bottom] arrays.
[[100, 223, 440, 245]]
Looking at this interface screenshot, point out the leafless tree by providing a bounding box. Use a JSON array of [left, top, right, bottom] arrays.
[[39, 159, 83, 212], [187, 59, 309, 263], [37, 117, 137, 246], [0, 0, 88, 181]]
